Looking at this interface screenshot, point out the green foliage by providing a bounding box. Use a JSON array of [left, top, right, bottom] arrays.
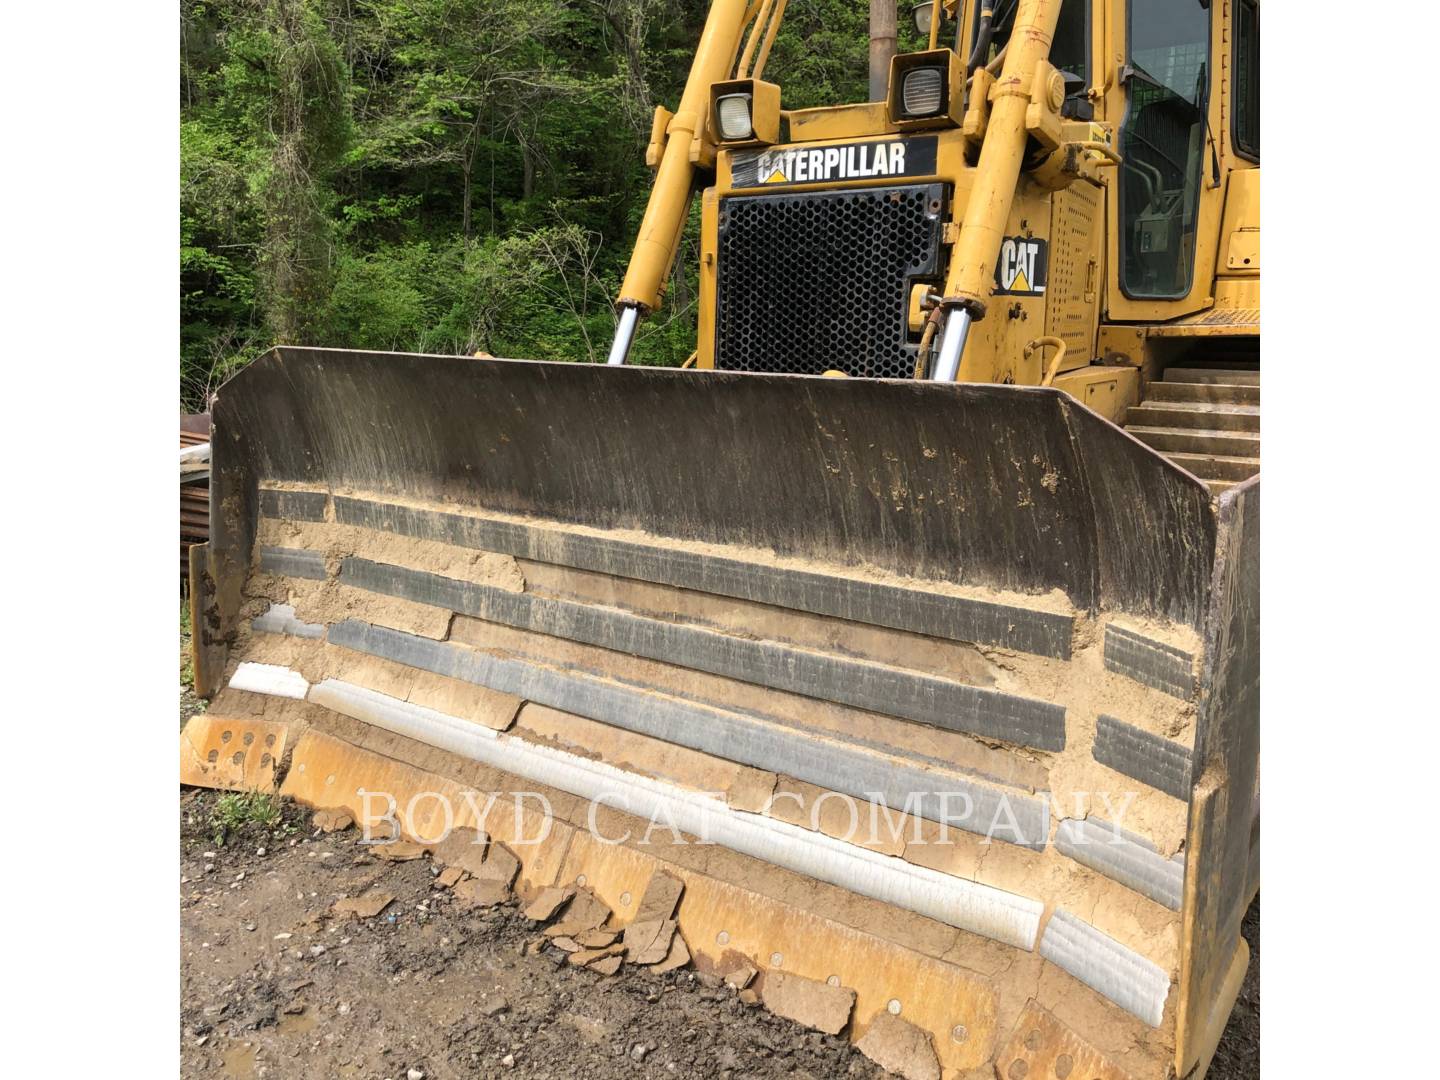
[[180, 0, 872, 408], [209, 790, 291, 846], [180, 596, 194, 690], [323, 245, 433, 350], [764, 0, 871, 109]]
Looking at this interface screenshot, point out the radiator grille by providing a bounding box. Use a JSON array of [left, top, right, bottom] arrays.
[[714, 183, 945, 379]]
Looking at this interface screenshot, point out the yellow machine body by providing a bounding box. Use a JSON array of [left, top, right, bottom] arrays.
[[186, 3, 1260, 1077], [648, 0, 1260, 460]]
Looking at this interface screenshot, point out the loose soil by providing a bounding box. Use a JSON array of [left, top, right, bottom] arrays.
[[180, 788, 885, 1080], [178, 788, 1258, 1079]]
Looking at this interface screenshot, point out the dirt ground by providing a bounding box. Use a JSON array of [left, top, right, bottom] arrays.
[[178, 787, 1258, 1079], [180, 789, 886, 1080]]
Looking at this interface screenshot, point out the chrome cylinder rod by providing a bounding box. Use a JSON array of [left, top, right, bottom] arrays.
[[929, 307, 973, 382], [606, 304, 641, 366]]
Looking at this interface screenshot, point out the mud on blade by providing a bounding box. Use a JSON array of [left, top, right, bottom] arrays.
[[186, 347, 1257, 1079]]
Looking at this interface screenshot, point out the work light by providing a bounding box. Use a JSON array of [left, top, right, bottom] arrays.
[[716, 93, 754, 141], [901, 67, 945, 117], [911, 2, 934, 36]]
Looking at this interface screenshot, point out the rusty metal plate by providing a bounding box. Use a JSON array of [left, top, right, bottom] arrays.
[[179, 714, 288, 791], [994, 1001, 1133, 1080]]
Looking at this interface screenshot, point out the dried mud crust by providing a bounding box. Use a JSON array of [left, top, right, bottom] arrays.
[[179, 789, 884, 1080], [248, 511, 1198, 862]]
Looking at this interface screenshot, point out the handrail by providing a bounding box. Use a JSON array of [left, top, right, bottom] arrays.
[[1026, 336, 1068, 387], [751, 0, 788, 79]]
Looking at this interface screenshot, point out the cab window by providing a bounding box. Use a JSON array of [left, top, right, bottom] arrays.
[[1233, 0, 1259, 160], [1118, 0, 1212, 299], [1048, 0, 1089, 87]]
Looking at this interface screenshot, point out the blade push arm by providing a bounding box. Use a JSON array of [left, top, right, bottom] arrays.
[[608, 0, 752, 365], [931, 0, 1062, 381]]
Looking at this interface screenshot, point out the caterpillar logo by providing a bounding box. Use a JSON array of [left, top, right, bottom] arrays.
[[995, 236, 1048, 296], [730, 136, 938, 189]]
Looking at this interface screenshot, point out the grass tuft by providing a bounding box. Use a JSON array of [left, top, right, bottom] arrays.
[[180, 596, 195, 691], [210, 790, 289, 846]]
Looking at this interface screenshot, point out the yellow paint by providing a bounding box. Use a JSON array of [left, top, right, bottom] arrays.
[[275, 729, 1038, 1073], [1213, 278, 1260, 311], [1218, 169, 1260, 276], [746, 0, 787, 80], [696, 185, 719, 368], [939, 0, 1063, 316], [710, 78, 782, 147], [180, 714, 288, 792], [1100, 0, 1239, 323], [1050, 364, 1140, 424], [1026, 335, 1066, 387], [616, 0, 750, 311], [993, 1002, 1132, 1080], [886, 49, 966, 131], [787, 101, 896, 141], [646, 0, 1259, 380]]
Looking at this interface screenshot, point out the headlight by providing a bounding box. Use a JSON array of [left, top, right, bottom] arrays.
[[716, 94, 754, 141], [901, 67, 945, 117], [886, 50, 960, 128], [911, 2, 934, 36]]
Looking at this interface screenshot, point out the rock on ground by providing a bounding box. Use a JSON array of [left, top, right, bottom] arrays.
[[179, 788, 882, 1080], [178, 786, 1259, 1079]]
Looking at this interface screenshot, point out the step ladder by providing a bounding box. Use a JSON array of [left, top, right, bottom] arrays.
[[1125, 367, 1260, 495]]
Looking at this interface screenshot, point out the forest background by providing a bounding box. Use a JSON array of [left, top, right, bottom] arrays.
[[181, 0, 927, 408]]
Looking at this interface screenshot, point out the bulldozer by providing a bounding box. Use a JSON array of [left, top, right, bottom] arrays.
[[182, 0, 1259, 1075]]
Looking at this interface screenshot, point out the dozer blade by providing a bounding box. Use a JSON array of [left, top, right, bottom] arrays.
[[185, 347, 1258, 1078], [178, 712, 288, 791]]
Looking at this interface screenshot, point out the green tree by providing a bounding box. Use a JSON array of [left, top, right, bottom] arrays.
[[178, 0, 874, 407], [258, 0, 351, 345]]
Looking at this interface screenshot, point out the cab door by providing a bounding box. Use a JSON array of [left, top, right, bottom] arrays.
[[1103, 0, 1230, 322]]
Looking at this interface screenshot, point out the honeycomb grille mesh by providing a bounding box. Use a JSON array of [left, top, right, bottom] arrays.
[[714, 184, 944, 379]]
